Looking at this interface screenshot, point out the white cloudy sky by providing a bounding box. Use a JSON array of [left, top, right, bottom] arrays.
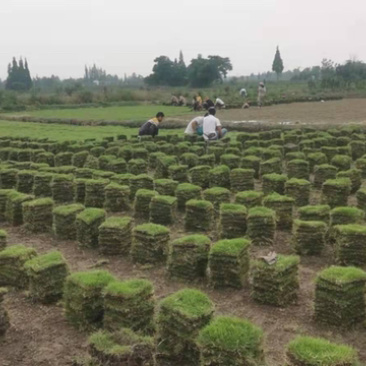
[[1, 0, 365, 79]]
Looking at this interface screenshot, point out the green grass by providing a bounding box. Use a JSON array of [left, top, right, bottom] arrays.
[[211, 238, 251, 256], [286, 178, 311, 186], [298, 205, 330, 215], [236, 190, 263, 199], [0, 244, 37, 259], [0, 230, 7, 238], [175, 183, 201, 193], [22, 197, 54, 208], [220, 203, 247, 214], [104, 279, 153, 298], [24, 250, 66, 272], [248, 206, 276, 218], [287, 336, 359, 365], [335, 224, 366, 235], [204, 187, 231, 196], [133, 223, 170, 236], [52, 203, 85, 217], [135, 189, 156, 197], [76, 208, 106, 225], [294, 220, 328, 229], [262, 173, 287, 182], [151, 195, 177, 205], [186, 199, 214, 210], [263, 193, 294, 203], [317, 266, 366, 284], [253, 254, 300, 272], [330, 207, 364, 220], [99, 216, 133, 229], [172, 235, 211, 247], [66, 270, 115, 289]]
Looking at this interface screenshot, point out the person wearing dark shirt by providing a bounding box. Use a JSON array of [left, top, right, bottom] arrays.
[[138, 112, 165, 138], [203, 97, 215, 110]]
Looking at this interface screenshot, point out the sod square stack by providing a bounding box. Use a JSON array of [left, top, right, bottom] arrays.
[[218, 203, 247, 239], [103, 279, 155, 333], [337, 168, 362, 193], [251, 255, 300, 306], [22, 198, 54, 233], [63, 270, 115, 330], [262, 173, 287, 195], [185, 199, 214, 231], [292, 220, 327, 255], [76, 208, 106, 248], [314, 266, 366, 328], [134, 189, 157, 219], [0, 230, 7, 250], [98, 216, 133, 255], [313, 164, 337, 188], [0, 288, 10, 337], [16, 170, 36, 193], [52, 203, 85, 240], [0, 245, 37, 288], [209, 165, 231, 189], [168, 164, 188, 183], [235, 190, 263, 208], [154, 178, 179, 196], [263, 193, 294, 230], [247, 207, 276, 246], [287, 159, 310, 180], [131, 223, 170, 264], [298, 204, 330, 224], [285, 178, 311, 207], [33, 172, 53, 197], [6, 191, 34, 226], [203, 187, 231, 212], [156, 289, 214, 365], [208, 238, 251, 289], [50, 174, 74, 203], [0, 189, 12, 221], [189, 165, 210, 188], [230, 168, 255, 192], [104, 182, 130, 212], [149, 195, 177, 225], [197, 316, 264, 366], [84, 179, 108, 208], [322, 178, 351, 208], [175, 183, 202, 210], [167, 234, 211, 281], [24, 250, 69, 303], [356, 188, 366, 212]]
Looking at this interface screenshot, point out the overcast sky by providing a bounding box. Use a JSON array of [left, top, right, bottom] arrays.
[[1, 0, 365, 80]]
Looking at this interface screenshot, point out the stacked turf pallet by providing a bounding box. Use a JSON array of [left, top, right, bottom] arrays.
[[230, 168, 255, 192], [356, 188, 366, 212], [154, 178, 179, 196], [321, 178, 351, 208], [314, 266, 366, 327], [134, 189, 157, 219], [313, 164, 337, 188], [189, 165, 210, 188], [185, 199, 214, 232], [0, 245, 37, 288], [0, 189, 13, 221], [262, 173, 287, 195], [208, 238, 251, 289], [251, 255, 300, 306], [52, 203, 85, 240], [218, 203, 247, 239], [175, 183, 202, 210], [0, 230, 7, 250], [292, 220, 327, 255], [337, 168, 362, 193], [84, 179, 108, 208], [197, 316, 264, 366], [203, 187, 231, 212], [209, 165, 231, 189], [51, 174, 74, 203], [76, 208, 106, 248], [285, 178, 311, 207], [149, 195, 177, 225], [129, 174, 154, 199], [98, 216, 133, 255], [0, 288, 10, 336], [24, 251, 69, 303], [167, 235, 211, 281], [5, 191, 34, 226], [22, 198, 54, 233], [247, 207, 276, 246], [33, 173, 53, 197], [63, 270, 115, 330], [263, 193, 294, 230], [156, 289, 214, 365], [104, 183, 130, 212], [235, 190, 263, 208]]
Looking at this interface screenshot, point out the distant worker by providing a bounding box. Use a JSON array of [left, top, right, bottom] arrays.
[[257, 82, 267, 108], [178, 95, 186, 106], [184, 115, 205, 136], [138, 112, 165, 138], [215, 97, 225, 109], [193, 95, 203, 111], [171, 95, 179, 106], [203, 96, 215, 110], [239, 88, 247, 97], [202, 107, 227, 141]]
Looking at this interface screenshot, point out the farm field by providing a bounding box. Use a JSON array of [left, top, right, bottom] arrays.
[[1, 124, 366, 365]]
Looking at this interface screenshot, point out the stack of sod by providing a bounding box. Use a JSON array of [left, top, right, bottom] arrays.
[[98, 216, 133, 255], [16, 170, 36, 193], [63, 270, 115, 330], [0, 230, 7, 250], [287, 159, 310, 180], [260, 157, 282, 176], [180, 152, 198, 168], [155, 155, 178, 179], [175, 183, 202, 210], [285, 178, 311, 207], [129, 174, 154, 199], [314, 266, 366, 327], [33, 172, 53, 197], [189, 165, 210, 188], [36, 152, 54, 166], [322, 178, 351, 208], [230, 168, 254, 192], [247, 207, 276, 246], [286, 335, 359, 366], [220, 154, 240, 169], [197, 316, 264, 366], [0, 169, 18, 190], [134, 189, 157, 219], [84, 179, 108, 208], [356, 188, 366, 212], [251, 255, 300, 306], [167, 234, 210, 281], [131, 223, 170, 264], [0, 245, 37, 288], [285, 151, 305, 161], [198, 153, 216, 167], [5, 191, 34, 226], [209, 165, 231, 189], [203, 187, 231, 212], [73, 178, 87, 204], [298, 204, 330, 224], [104, 183, 130, 212], [350, 140, 366, 160], [337, 168, 362, 193], [331, 154, 352, 171], [0, 288, 10, 336], [292, 220, 327, 255], [218, 203, 247, 239], [149, 195, 177, 225], [0, 189, 13, 221], [208, 238, 250, 288], [241, 155, 261, 179], [76, 208, 106, 248], [235, 190, 263, 208], [168, 164, 189, 183], [355, 157, 366, 178], [51, 174, 74, 203], [103, 279, 155, 333], [263, 193, 294, 230], [88, 328, 154, 366], [22, 198, 54, 233], [307, 152, 328, 172], [74, 168, 94, 180], [154, 178, 178, 196], [313, 164, 337, 188], [127, 158, 147, 175], [52, 203, 85, 240], [156, 289, 214, 365], [262, 173, 287, 195], [55, 152, 73, 166], [132, 147, 149, 160], [334, 224, 366, 266], [185, 199, 214, 231], [24, 250, 69, 303], [72, 151, 89, 168]]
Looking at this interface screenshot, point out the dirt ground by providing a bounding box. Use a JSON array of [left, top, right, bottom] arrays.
[[1, 192, 366, 366]]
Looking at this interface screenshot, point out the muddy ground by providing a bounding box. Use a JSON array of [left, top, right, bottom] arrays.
[[1, 191, 366, 366]]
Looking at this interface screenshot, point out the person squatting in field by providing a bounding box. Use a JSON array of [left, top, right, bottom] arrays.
[[202, 107, 227, 141], [184, 114, 207, 136], [214, 97, 225, 109], [138, 112, 165, 138], [257, 82, 267, 107]]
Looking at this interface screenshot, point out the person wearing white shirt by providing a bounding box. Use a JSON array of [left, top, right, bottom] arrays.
[[202, 107, 227, 141], [184, 116, 205, 135], [240, 88, 247, 97], [215, 97, 225, 109]]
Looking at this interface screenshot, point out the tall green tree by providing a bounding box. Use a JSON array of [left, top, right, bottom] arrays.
[[5, 57, 33, 91], [272, 46, 284, 80]]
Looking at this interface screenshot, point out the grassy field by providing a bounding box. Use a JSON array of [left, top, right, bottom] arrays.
[[6, 105, 192, 121]]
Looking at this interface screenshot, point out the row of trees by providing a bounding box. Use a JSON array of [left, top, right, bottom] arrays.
[[6, 57, 32, 91]]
